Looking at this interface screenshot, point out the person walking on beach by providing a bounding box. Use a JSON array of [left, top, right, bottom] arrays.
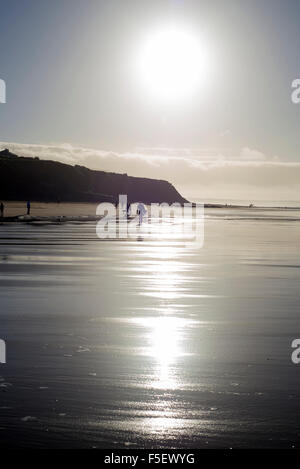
[[27, 201, 31, 216], [0, 201, 4, 218], [137, 202, 146, 225]]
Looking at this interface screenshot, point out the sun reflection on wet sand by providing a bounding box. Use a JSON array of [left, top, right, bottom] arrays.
[[129, 316, 193, 390], [124, 237, 199, 395], [120, 230, 202, 436], [149, 316, 182, 390], [127, 315, 195, 435]]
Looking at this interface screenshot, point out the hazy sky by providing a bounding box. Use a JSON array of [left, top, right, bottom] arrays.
[[1, 0, 300, 201]]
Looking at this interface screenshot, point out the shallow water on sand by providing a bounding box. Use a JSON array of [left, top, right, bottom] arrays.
[[0, 207, 300, 448]]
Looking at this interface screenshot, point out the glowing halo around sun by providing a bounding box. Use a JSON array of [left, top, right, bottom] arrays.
[[136, 25, 209, 103]]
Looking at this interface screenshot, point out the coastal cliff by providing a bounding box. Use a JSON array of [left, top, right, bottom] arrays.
[[0, 149, 188, 204]]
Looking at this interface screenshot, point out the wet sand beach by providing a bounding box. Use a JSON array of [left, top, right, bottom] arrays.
[[0, 202, 103, 218], [0, 206, 300, 448]]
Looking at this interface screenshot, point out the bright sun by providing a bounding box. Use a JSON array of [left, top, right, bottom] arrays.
[[137, 26, 208, 102]]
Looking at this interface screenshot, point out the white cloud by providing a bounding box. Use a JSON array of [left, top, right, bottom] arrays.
[[240, 147, 266, 161]]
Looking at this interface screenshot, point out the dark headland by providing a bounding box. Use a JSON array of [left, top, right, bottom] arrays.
[[0, 148, 188, 205]]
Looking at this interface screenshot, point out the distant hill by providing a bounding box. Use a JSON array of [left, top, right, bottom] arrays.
[[0, 148, 188, 204]]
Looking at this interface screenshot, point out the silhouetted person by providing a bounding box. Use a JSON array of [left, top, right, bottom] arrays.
[[0, 202, 4, 218], [27, 201, 31, 216], [137, 202, 146, 225]]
